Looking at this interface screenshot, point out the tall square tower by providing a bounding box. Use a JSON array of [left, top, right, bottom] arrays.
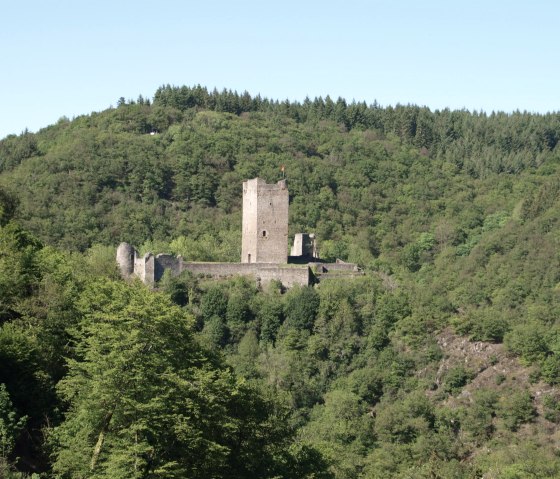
[[241, 178, 289, 264]]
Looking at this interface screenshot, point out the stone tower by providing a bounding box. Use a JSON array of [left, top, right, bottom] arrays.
[[116, 242, 135, 277], [241, 178, 289, 264]]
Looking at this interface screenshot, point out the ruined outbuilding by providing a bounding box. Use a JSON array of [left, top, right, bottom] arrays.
[[117, 177, 360, 288]]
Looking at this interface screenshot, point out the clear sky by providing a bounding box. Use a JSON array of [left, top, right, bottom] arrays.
[[1, 0, 558, 139]]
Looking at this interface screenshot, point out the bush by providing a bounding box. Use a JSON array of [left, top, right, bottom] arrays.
[[443, 366, 473, 394], [541, 354, 560, 385], [495, 373, 506, 385], [542, 395, 560, 424], [200, 285, 228, 320], [504, 323, 549, 364], [452, 309, 509, 343], [499, 390, 535, 431]]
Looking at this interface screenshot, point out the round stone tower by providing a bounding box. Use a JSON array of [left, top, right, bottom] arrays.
[[116, 242, 135, 277]]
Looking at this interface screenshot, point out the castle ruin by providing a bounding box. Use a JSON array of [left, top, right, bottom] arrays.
[[117, 177, 360, 288], [241, 178, 289, 264]]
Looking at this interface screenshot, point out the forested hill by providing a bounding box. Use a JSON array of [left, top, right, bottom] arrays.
[[1, 85, 559, 254], [2, 86, 560, 477]]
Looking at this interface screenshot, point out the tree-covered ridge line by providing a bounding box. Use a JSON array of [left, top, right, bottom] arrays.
[[153, 85, 560, 151], [1, 87, 559, 255], [1, 84, 560, 477], [2, 84, 560, 176], [153, 85, 560, 160]]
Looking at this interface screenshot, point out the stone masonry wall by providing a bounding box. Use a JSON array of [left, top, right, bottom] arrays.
[[241, 179, 258, 263], [154, 254, 182, 281], [251, 265, 310, 288], [241, 178, 289, 264], [290, 233, 317, 258], [179, 262, 310, 288], [116, 178, 324, 289]]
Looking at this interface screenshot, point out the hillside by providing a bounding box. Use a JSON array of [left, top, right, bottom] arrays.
[[1, 86, 560, 477]]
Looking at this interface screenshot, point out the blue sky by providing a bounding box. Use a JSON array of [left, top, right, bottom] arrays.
[[1, 0, 558, 139]]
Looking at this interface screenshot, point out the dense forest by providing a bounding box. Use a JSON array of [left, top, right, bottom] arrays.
[[1, 85, 560, 478]]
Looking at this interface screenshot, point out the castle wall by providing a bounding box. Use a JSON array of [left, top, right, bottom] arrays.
[[241, 178, 288, 264], [290, 233, 317, 258], [178, 262, 310, 288], [154, 254, 182, 281], [144, 254, 155, 286], [252, 265, 311, 288], [182, 262, 257, 278], [118, 241, 310, 288], [117, 178, 327, 289], [133, 253, 146, 282]]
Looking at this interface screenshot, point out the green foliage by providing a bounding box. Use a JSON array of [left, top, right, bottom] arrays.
[[200, 315, 228, 350], [542, 394, 560, 423], [402, 232, 436, 272], [0, 383, 26, 461], [200, 284, 228, 321], [0, 320, 56, 424], [283, 286, 320, 331], [498, 390, 536, 431], [83, 244, 121, 279], [226, 292, 253, 342], [4, 86, 560, 476], [462, 389, 498, 443], [231, 329, 260, 378], [474, 440, 560, 478], [0, 222, 42, 321], [504, 322, 549, 363], [374, 392, 435, 444], [0, 187, 18, 227], [160, 270, 199, 307], [541, 354, 560, 385], [374, 290, 411, 330], [52, 279, 318, 478], [301, 389, 373, 479], [257, 297, 284, 344], [443, 366, 473, 394], [453, 309, 509, 343]]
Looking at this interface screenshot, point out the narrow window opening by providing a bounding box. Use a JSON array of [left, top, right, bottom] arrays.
[[262, 230, 267, 237]]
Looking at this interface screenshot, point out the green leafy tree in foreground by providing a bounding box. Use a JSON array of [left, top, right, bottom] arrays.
[[51, 280, 327, 478]]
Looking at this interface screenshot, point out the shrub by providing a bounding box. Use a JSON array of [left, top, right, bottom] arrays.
[[499, 390, 536, 431], [443, 366, 473, 394]]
